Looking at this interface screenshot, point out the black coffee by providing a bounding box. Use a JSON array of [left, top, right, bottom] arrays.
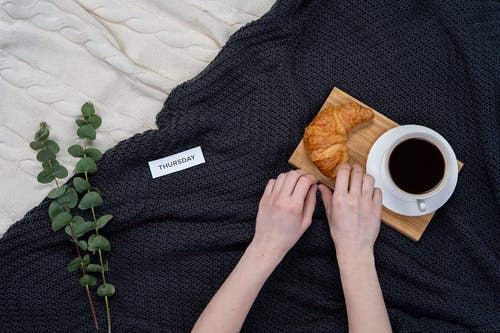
[[388, 138, 445, 194]]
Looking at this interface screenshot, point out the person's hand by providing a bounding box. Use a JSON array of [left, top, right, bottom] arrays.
[[318, 164, 382, 260], [251, 170, 317, 262]]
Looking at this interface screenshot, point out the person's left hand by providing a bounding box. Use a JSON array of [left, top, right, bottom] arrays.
[[251, 170, 317, 261]]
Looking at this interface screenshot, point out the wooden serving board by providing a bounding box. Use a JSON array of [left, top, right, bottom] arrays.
[[289, 87, 463, 241]]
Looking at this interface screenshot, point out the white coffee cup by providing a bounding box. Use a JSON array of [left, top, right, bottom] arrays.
[[367, 125, 459, 216]]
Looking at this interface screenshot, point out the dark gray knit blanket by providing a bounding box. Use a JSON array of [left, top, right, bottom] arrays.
[[1, 1, 499, 332]]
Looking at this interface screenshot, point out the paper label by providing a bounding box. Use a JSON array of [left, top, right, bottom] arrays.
[[148, 146, 205, 179]]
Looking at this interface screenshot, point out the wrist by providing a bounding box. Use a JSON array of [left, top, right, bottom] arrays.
[[335, 245, 375, 270], [247, 240, 286, 269]]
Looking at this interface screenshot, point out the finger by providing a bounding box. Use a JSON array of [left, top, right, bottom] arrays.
[[361, 174, 375, 197], [302, 184, 317, 227], [334, 163, 351, 194], [318, 184, 332, 216], [273, 172, 287, 193], [373, 187, 383, 206], [281, 170, 306, 196], [348, 164, 363, 195], [263, 179, 276, 198], [292, 174, 317, 201]]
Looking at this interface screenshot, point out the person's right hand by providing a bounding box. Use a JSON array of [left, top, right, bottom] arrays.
[[251, 170, 317, 262], [318, 164, 382, 259]]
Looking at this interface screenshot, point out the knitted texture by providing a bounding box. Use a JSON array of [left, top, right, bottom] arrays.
[[1, 0, 499, 332]]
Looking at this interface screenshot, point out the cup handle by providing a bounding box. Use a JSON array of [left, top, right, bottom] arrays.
[[417, 199, 426, 212]]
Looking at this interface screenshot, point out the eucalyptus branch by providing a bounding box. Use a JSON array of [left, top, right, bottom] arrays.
[[69, 102, 115, 333], [30, 122, 99, 330]]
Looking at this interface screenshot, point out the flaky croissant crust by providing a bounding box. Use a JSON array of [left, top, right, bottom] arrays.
[[303, 102, 374, 178]]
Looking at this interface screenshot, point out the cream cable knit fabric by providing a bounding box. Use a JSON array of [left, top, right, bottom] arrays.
[[0, 0, 274, 236]]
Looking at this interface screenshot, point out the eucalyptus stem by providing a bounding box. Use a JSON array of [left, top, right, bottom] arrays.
[[30, 123, 99, 330], [70, 103, 114, 333], [85, 168, 112, 333], [56, 191, 99, 330], [51, 175, 99, 330], [49, 166, 99, 330]]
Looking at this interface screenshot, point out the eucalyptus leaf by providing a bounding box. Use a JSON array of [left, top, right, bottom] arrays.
[[77, 124, 96, 140], [68, 144, 85, 157], [72, 216, 85, 224], [46, 140, 60, 154], [51, 211, 72, 232], [67, 256, 83, 272], [78, 191, 103, 210], [64, 225, 73, 238], [73, 221, 95, 238], [86, 264, 108, 273], [85, 264, 100, 272], [36, 150, 56, 163], [35, 128, 49, 140], [75, 157, 97, 174], [56, 187, 74, 203], [75, 119, 87, 127], [81, 102, 95, 117], [64, 218, 91, 237], [85, 148, 102, 161], [47, 185, 68, 199], [67, 188, 78, 208], [56, 187, 78, 208], [77, 240, 88, 250], [88, 115, 102, 129], [53, 165, 68, 179], [39, 128, 49, 139], [96, 214, 112, 229], [87, 234, 97, 251], [30, 141, 46, 150], [48, 201, 65, 220], [34, 122, 48, 140], [83, 254, 90, 266], [79, 274, 97, 287], [88, 234, 110, 251], [42, 162, 50, 170], [42, 160, 58, 170], [37, 169, 54, 184], [73, 177, 90, 193], [97, 284, 115, 297]]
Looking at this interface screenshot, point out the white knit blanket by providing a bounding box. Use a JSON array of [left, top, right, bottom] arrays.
[[0, 0, 274, 236]]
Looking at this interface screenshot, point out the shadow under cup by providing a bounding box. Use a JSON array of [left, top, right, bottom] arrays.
[[388, 138, 446, 196]]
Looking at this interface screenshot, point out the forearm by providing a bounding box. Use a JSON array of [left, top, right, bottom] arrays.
[[192, 242, 282, 333], [337, 250, 392, 333]]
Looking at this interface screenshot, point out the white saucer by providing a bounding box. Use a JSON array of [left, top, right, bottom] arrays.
[[366, 126, 458, 216]]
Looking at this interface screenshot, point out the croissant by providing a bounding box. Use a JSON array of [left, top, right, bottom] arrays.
[[303, 102, 374, 178]]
